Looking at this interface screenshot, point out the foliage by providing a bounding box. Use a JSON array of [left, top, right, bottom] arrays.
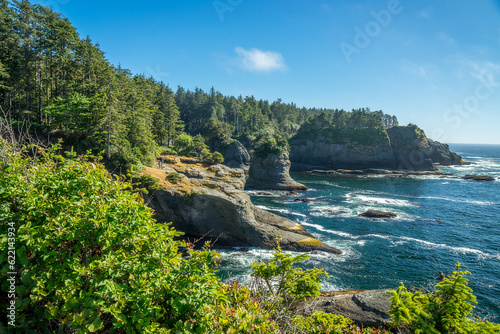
[[167, 172, 183, 183], [132, 173, 163, 191], [0, 144, 229, 333], [293, 311, 353, 333], [253, 135, 289, 158], [291, 112, 391, 146], [251, 237, 328, 306], [388, 262, 500, 334], [173, 132, 223, 164]]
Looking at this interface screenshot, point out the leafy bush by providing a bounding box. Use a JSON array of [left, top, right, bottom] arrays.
[[167, 172, 183, 183], [0, 144, 227, 333], [253, 136, 288, 158], [251, 237, 328, 306], [132, 173, 163, 191], [388, 262, 500, 334], [293, 311, 353, 333], [174, 133, 224, 164]]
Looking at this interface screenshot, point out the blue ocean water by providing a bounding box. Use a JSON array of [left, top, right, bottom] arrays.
[[216, 144, 500, 322]]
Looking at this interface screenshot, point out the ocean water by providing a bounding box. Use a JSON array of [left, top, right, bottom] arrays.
[[216, 144, 500, 322]]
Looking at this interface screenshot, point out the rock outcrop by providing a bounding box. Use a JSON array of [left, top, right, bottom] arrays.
[[211, 139, 251, 170], [302, 290, 393, 328], [289, 128, 396, 171], [462, 175, 496, 181], [289, 122, 463, 172], [141, 157, 340, 254], [359, 210, 397, 219], [427, 139, 462, 166], [245, 148, 308, 191], [386, 125, 463, 171]]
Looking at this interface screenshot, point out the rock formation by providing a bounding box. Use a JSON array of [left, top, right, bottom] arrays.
[[359, 210, 397, 219], [302, 290, 393, 328], [140, 156, 340, 254], [290, 121, 462, 172], [289, 128, 396, 171], [462, 175, 496, 181], [245, 148, 308, 191], [211, 139, 251, 170]]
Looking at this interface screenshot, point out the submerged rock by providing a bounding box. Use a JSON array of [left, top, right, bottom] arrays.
[[359, 210, 397, 219], [140, 158, 340, 254]]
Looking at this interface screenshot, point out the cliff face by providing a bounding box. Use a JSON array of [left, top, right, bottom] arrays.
[[289, 124, 462, 172], [245, 148, 308, 191], [289, 128, 396, 171], [141, 157, 340, 254], [386, 126, 462, 171]]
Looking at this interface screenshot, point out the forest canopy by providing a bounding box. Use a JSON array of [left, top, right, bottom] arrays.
[[0, 0, 398, 169]]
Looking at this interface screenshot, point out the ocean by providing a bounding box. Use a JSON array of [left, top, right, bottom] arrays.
[[216, 144, 500, 323]]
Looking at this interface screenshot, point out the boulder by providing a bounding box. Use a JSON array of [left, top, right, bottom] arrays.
[[359, 210, 397, 219], [245, 148, 308, 191], [140, 160, 340, 254], [302, 290, 393, 328], [462, 175, 495, 181]]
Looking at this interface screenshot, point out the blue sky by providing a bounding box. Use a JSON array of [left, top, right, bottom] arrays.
[[32, 0, 500, 144]]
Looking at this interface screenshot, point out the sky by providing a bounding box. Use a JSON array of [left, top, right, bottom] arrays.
[[31, 0, 500, 144]]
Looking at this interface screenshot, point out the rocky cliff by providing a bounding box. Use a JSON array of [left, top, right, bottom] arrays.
[[290, 123, 462, 172], [386, 125, 462, 171], [140, 156, 340, 254], [211, 139, 251, 170], [289, 127, 396, 171], [245, 148, 308, 191]]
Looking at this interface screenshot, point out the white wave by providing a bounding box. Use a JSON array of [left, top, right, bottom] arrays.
[[346, 194, 415, 207], [417, 196, 496, 206], [301, 222, 357, 239], [256, 205, 307, 217], [398, 236, 500, 260]]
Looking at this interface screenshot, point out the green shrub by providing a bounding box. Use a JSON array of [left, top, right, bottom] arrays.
[[167, 172, 183, 183], [388, 262, 500, 334], [251, 237, 328, 306], [293, 311, 353, 333], [0, 144, 228, 333], [132, 173, 163, 191], [253, 136, 288, 158]]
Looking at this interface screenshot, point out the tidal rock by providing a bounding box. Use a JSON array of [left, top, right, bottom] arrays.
[[245, 148, 308, 191], [462, 175, 495, 181], [359, 210, 397, 219], [140, 160, 340, 254], [294, 198, 318, 203]]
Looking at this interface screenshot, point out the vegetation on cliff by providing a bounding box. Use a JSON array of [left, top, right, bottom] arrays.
[[290, 112, 393, 146]]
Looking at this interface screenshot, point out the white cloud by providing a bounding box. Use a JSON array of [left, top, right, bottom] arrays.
[[234, 47, 287, 72], [400, 59, 429, 78], [468, 60, 500, 86], [416, 8, 432, 19], [437, 32, 457, 46]]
